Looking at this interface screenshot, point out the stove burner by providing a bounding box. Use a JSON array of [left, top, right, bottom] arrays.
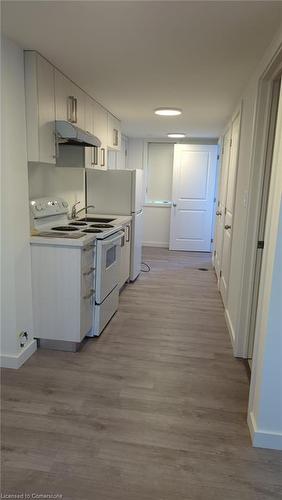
[[82, 228, 103, 233], [68, 222, 88, 226], [51, 226, 79, 232], [90, 224, 114, 228]]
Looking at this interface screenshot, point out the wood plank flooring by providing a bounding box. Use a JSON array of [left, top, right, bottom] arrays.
[[1, 247, 282, 499]]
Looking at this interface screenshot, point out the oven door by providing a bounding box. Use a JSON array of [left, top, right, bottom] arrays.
[[96, 231, 123, 304]]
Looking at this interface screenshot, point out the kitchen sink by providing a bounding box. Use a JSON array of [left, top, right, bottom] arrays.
[[79, 217, 115, 223]]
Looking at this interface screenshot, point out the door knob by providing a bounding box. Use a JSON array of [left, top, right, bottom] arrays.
[[172, 202, 177, 207], [216, 211, 222, 216], [225, 224, 231, 230]]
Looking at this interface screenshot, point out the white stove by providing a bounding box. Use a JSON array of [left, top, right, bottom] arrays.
[[30, 197, 122, 244], [30, 197, 123, 343]]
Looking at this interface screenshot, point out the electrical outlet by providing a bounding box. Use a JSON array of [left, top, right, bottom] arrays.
[[18, 331, 28, 348]]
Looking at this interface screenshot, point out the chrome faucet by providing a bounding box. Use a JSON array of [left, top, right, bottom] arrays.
[[71, 201, 95, 219]]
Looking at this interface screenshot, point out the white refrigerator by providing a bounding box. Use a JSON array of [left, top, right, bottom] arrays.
[[86, 169, 144, 281]]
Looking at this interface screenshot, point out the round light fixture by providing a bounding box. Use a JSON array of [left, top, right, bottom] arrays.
[[154, 107, 182, 116], [167, 133, 186, 138]]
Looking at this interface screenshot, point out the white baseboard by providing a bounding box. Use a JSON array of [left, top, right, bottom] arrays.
[[0, 339, 37, 369], [142, 242, 169, 248], [224, 308, 235, 348], [248, 411, 282, 450]]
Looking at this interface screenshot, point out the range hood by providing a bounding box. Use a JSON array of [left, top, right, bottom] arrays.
[[55, 120, 101, 148]]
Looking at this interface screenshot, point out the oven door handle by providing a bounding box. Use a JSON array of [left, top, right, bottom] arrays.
[[98, 231, 123, 247]]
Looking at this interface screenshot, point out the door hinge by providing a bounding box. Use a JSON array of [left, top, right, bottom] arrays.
[[211, 238, 214, 243], [257, 240, 264, 249], [220, 270, 222, 277], [214, 250, 216, 256], [213, 197, 216, 203], [217, 154, 220, 160], [224, 207, 227, 215], [230, 138, 232, 147]]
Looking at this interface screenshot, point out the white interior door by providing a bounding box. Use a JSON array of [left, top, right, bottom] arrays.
[[214, 129, 232, 280], [170, 144, 218, 251], [220, 111, 241, 305]]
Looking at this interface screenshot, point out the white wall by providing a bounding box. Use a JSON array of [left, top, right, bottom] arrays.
[[147, 143, 173, 202], [143, 206, 171, 248], [248, 88, 282, 449], [223, 26, 282, 353], [28, 165, 85, 208], [1, 37, 36, 368]]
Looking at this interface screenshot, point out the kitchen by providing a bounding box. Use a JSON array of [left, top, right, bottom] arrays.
[[1, 1, 282, 498]]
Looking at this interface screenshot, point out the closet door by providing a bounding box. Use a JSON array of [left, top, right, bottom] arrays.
[[219, 111, 241, 306], [214, 129, 231, 281]]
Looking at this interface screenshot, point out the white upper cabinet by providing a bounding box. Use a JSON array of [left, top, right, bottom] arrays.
[[54, 70, 85, 129], [24, 51, 121, 168], [24, 51, 56, 164], [108, 112, 121, 151], [93, 101, 108, 170]]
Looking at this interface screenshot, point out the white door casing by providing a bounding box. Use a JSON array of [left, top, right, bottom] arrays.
[[214, 129, 232, 280], [169, 144, 218, 252], [219, 111, 241, 306]]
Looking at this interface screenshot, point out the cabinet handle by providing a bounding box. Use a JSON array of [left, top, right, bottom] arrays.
[[92, 147, 98, 166], [73, 97, 78, 124], [216, 211, 222, 216], [126, 224, 131, 242], [67, 96, 72, 122], [224, 224, 231, 230], [113, 128, 118, 147], [83, 289, 94, 300], [83, 267, 95, 276], [68, 96, 78, 123], [101, 148, 106, 167]]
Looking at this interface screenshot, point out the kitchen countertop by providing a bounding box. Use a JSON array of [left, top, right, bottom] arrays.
[[30, 231, 97, 248]]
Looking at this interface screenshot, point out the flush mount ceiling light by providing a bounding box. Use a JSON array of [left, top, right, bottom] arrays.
[[154, 107, 182, 116], [167, 133, 186, 138]]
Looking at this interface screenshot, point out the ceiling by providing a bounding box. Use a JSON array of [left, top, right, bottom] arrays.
[[2, 1, 282, 138]]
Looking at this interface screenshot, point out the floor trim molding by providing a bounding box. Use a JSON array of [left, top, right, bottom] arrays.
[[224, 308, 235, 348], [0, 339, 37, 369], [142, 242, 169, 248], [248, 411, 282, 450]]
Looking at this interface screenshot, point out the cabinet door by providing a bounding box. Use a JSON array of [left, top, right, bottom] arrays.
[[55, 70, 85, 129], [108, 112, 121, 151], [25, 52, 56, 164], [55, 70, 72, 122], [93, 101, 108, 170]]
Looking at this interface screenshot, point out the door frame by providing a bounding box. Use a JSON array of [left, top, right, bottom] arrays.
[[247, 77, 281, 359], [213, 105, 242, 299], [234, 45, 282, 357]]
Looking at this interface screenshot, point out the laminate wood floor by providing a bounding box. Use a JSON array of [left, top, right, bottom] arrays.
[[1, 248, 282, 500]]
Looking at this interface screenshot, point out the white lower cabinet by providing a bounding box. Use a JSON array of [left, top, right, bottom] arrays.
[[31, 243, 95, 347], [119, 223, 131, 290]]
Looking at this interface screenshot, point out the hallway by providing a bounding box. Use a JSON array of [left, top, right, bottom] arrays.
[[1, 248, 282, 499]]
